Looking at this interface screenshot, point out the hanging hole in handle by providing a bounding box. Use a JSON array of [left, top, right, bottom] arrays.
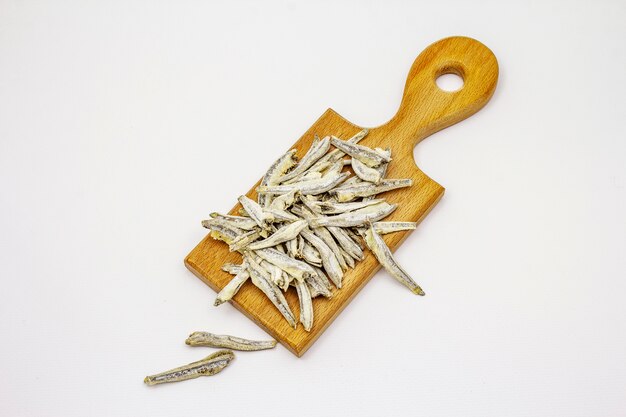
[[435, 63, 465, 92]]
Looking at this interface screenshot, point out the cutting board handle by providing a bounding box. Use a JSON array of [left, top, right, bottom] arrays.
[[384, 36, 499, 150]]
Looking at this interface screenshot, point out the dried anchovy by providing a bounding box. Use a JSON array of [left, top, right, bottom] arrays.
[[186, 332, 276, 351], [229, 229, 261, 252], [259, 149, 298, 207], [246, 254, 297, 328], [283, 171, 322, 185], [254, 247, 316, 280], [364, 225, 424, 295], [316, 198, 385, 214], [363, 149, 390, 201], [294, 279, 314, 331], [205, 213, 259, 230], [221, 263, 244, 275], [344, 227, 365, 250], [312, 224, 348, 271], [247, 220, 308, 250], [373, 221, 418, 234], [278, 136, 330, 183], [238, 195, 273, 230], [301, 228, 343, 288], [331, 179, 412, 202], [327, 226, 363, 260], [286, 238, 298, 258], [257, 172, 349, 196], [351, 157, 382, 184], [329, 137, 391, 167], [306, 267, 332, 298], [214, 268, 249, 306], [205, 222, 240, 245], [144, 350, 234, 385], [306, 129, 368, 174], [262, 207, 300, 222], [301, 240, 322, 266], [308, 202, 397, 228], [339, 246, 355, 268], [269, 189, 298, 211]]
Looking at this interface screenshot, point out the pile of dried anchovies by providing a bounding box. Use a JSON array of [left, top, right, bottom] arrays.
[[144, 332, 276, 385], [203, 129, 424, 331]]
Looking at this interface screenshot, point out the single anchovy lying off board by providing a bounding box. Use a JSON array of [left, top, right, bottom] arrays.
[[186, 332, 277, 351], [201, 129, 424, 332], [144, 350, 235, 386]]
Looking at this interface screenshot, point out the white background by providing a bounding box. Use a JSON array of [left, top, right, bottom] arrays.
[[1, 1, 625, 416]]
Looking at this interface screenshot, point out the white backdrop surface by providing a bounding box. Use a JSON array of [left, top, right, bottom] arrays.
[[1, 1, 625, 416]]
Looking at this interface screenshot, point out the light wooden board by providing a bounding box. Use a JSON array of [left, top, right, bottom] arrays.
[[185, 36, 499, 356]]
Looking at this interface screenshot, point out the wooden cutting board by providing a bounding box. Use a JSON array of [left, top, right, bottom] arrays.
[[185, 36, 499, 356]]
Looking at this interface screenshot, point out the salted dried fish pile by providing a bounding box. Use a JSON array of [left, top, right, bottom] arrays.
[[202, 129, 424, 331]]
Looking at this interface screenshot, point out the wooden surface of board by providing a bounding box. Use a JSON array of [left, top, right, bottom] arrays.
[[185, 36, 499, 356]]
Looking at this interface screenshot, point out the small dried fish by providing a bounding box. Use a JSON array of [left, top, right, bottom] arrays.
[[331, 179, 412, 202], [327, 226, 364, 260], [229, 229, 261, 252], [186, 332, 277, 351], [351, 157, 382, 184], [247, 220, 308, 250], [263, 207, 300, 222], [335, 175, 363, 189], [312, 266, 332, 292], [312, 225, 348, 271], [206, 223, 240, 245], [238, 195, 273, 229], [283, 171, 323, 185], [301, 229, 343, 288], [364, 226, 424, 295], [322, 160, 344, 178], [301, 241, 322, 267], [309, 202, 398, 228], [373, 221, 418, 234], [302, 131, 365, 176], [286, 238, 298, 258], [363, 156, 389, 201], [204, 214, 258, 231], [339, 247, 355, 268], [214, 269, 249, 306], [308, 129, 368, 172], [269, 189, 298, 211], [258, 172, 349, 196], [254, 247, 316, 280], [264, 258, 285, 288], [316, 198, 385, 215], [221, 263, 244, 275], [294, 279, 314, 332], [144, 350, 234, 385], [374, 147, 392, 160], [299, 194, 324, 214], [246, 254, 297, 328], [306, 268, 332, 298], [344, 227, 365, 250], [296, 205, 349, 271], [259, 149, 298, 207], [330, 137, 391, 167], [278, 136, 331, 183]]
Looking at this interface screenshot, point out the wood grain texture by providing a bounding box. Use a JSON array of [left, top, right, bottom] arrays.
[[185, 36, 499, 356]]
